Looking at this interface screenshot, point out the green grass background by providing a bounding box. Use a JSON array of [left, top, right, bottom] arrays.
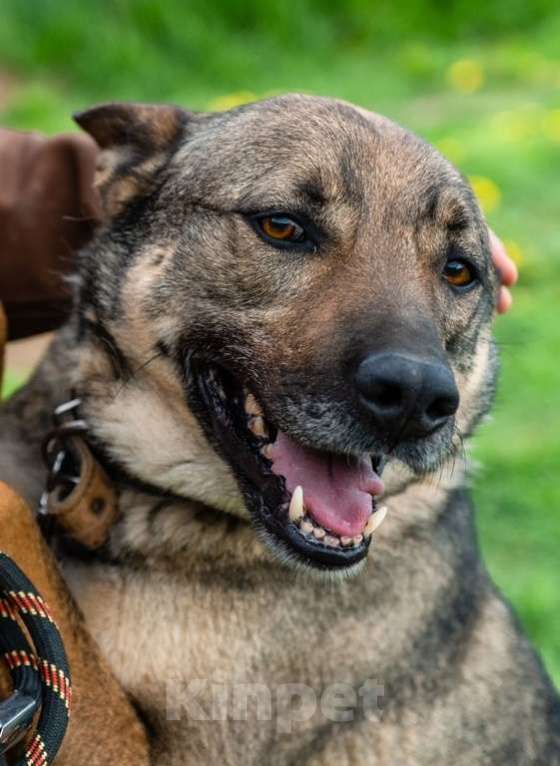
[[1, 0, 559, 684]]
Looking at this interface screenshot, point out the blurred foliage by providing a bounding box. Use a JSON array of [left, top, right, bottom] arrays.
[[0, 0, 559, 684], [2, 0, 560, 122], [2, 373, 21, 399]]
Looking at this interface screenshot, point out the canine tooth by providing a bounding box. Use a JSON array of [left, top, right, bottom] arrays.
[[244, 393, 263, 416], [313, 526, 326, 540], [288, 486, 305, 523], [260, 444, 274, 460], [364, 506, 388, 538], [301, 520, 314, 536], [324, 535, 340, 548], [249, 416, 268, 438]]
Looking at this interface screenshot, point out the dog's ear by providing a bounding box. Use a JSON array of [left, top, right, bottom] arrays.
[[74, 102, 187, 217]]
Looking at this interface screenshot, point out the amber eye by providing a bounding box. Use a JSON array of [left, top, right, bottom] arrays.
[[443, 259, 477, 289], [257, 215, 306, 244]]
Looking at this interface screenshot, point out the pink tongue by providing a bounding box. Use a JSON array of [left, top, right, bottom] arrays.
[[269, 432, 384, 538]]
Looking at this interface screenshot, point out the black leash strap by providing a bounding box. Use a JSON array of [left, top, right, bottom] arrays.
[[0, 552, 71, 765]]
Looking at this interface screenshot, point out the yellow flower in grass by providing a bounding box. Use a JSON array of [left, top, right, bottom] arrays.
[[447, 59, 484, 94], [208, 91, 257, 112], [469, 176, 501, 215]]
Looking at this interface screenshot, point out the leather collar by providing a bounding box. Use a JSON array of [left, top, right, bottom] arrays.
[[40, 397, 119, 550]]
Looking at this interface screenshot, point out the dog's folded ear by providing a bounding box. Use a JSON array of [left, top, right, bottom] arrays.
[[74, 102, 187, 217]]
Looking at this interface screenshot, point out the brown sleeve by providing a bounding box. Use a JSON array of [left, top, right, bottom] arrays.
[[0, 129, 101, 340]]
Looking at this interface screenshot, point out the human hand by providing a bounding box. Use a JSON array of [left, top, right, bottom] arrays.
[[489, 230, 518, 314]]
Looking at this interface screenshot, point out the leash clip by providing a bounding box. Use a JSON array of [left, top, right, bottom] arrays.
[[0, 690, 38, 758]]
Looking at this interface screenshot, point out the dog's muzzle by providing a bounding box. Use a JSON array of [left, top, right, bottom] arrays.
[[184, 353, 388, 573]]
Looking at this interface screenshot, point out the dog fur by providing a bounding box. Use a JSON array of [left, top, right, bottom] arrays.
[[1, 95, 559, 764]]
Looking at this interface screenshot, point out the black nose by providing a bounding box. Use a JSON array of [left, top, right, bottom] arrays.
[[355, 353, 459, 440]]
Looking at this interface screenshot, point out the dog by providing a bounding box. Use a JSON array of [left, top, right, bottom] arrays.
[[1, 95, 559, 765]]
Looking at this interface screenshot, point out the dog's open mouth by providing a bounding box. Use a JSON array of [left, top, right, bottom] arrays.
[[186, 355, 386, 571]]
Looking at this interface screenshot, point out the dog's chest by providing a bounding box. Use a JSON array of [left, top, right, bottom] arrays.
[[64, 559, 394, 764]]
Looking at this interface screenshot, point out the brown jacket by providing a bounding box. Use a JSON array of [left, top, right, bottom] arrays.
[[0, 129, 100, 340]]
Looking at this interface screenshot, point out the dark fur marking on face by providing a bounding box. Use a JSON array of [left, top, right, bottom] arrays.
[[156, 339, 173, 359], [422, 185, 442, 223], [297, 174, 328, 207], [446, 208, 471, 232], [422, 184, 471, 233], [81, 316, 132, 380], [338, 144, 364, 206]]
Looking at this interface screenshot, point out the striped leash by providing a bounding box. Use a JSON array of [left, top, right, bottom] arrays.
[[0, 552, 71, 766]]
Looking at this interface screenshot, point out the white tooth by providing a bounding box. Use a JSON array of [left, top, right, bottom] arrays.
[[352, 534, 363, 546], [260, 444, 274, 460], [313, 526, 326, 540], [244, 393, 263, 416], [324, 535, 340, 548], [364, 506, 388, 538], [249, 416, 268, 437], [288, 486, 304, 523], [301, 520, 314, 535], [340, 536, 353, 547]]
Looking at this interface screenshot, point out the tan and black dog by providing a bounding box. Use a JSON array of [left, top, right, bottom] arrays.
[[1, 95, 559, 764]]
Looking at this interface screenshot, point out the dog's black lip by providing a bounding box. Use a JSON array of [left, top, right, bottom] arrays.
[[184, 352, 372, 570], [282, 520, 371, 569], [245, 485, 371, 571], [371, 454, 385, 475]]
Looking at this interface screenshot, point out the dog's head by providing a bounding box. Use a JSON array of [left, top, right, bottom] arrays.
[[74, 95, 498, 574]]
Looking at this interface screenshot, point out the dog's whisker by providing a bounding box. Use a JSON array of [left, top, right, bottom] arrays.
[[111, 350, 165, 402]]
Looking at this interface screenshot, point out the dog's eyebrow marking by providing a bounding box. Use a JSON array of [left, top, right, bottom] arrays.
[[423, 185, 471, 231], [423, 186, 441, 222], [297, 175, 328, 206], [445, 204, 471, 232]]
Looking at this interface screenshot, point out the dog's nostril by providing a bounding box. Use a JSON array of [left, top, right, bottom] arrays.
[[372, 383, 403, 410], [426, 394, 459, 421]]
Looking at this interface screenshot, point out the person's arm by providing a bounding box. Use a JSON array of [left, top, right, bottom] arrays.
[[0, 129, 100, 340]]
